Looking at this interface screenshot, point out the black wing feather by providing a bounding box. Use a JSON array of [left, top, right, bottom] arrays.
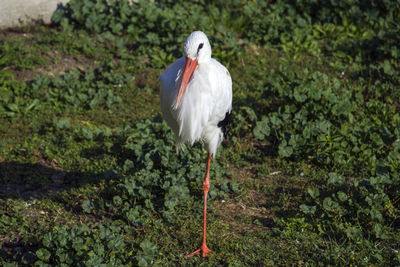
[[217, 111, 232, 139]]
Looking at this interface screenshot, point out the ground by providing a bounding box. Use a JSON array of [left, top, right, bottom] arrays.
[[1, 1, 399, 265]]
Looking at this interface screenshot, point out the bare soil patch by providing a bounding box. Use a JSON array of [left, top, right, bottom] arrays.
[[215, 167, 276, 234], [8, 52, 96, 81]]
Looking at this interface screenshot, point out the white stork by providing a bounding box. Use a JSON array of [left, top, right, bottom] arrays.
[[159, 31, 232, 259]]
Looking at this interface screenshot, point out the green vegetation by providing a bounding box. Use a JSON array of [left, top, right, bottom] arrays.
[[1, 0, 399, 265]]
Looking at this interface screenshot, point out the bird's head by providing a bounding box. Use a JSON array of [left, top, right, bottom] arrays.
[[183, 31, 212, 64], [174, 31, 211, 109]]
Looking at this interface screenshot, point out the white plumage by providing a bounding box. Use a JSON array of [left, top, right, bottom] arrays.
[[159, 31, 232, 156], [159, 31, 232, 259]]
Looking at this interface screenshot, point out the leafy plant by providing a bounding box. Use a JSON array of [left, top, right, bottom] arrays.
[[136, 240, 157, 267], [79, 118, 237, 223], [1, 0, 400, 265]]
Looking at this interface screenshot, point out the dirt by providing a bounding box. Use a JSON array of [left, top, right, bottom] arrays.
[[1, 27, 97, 81], [9, 52, 96, 81], [215, 189, 274, 234], [214, 166, 277, 234], [134, 66, 160, 89], [214, 163, 308, 235]]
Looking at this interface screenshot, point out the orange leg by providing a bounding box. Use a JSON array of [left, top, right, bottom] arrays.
[[186, 153, 213, 260]]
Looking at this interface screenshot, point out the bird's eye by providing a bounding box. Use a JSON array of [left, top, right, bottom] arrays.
[[197, 43, 204, 54]]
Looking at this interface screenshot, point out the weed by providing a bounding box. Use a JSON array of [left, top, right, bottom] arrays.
[[1, 0, 399, 265]]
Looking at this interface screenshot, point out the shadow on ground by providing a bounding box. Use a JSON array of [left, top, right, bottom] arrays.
[[0, 161, 108, 200]]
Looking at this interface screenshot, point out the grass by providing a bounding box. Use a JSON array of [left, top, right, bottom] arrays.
[[1, 2, 400, 265], [0, 29, 293, 265]]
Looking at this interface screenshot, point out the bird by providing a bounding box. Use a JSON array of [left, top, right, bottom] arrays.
[[159, 31, 232, 259]]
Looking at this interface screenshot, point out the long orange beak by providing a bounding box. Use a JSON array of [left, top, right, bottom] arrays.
[[174, 57, 198, 109]]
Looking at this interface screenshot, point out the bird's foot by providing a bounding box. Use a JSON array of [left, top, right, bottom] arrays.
[[185, 243, 213, 260]]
